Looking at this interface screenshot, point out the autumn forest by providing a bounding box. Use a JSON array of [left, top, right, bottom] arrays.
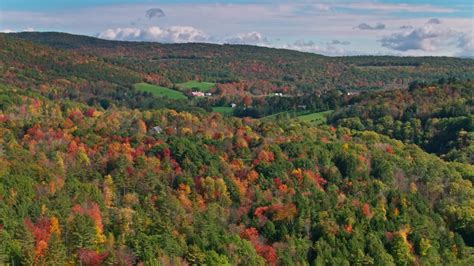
[[0, 32, 473, 265]]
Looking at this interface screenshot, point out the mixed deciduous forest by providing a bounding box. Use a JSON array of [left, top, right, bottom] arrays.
[[0, 32, 473, 265]]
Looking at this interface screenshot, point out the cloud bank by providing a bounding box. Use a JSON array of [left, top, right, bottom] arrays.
[[224, 32, 269, 45], [380, 23, 473, 57], [457, 32, 474, 57], [97, 26, 358, 56], [98, 26, 270, 47], [282, 40, 358, 56], [98, 26, 208, 43], [380, 26, 457, 52]]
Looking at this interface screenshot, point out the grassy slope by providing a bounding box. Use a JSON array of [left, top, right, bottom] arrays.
[[177, 81, 216, 92], [261, 110, 333, 125], [297, 110, 333, 125], [134, 83, 187, 100], [212, 106, 234, 115]]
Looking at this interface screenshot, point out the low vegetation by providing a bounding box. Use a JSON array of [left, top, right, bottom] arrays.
[[134, 82, 187, 100], [211, 106, 234, 115], [297, 110, 333, 124], [177, 81, 216, 92]]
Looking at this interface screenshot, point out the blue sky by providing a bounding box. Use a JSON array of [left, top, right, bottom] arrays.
[[1, 1, 473, 56]]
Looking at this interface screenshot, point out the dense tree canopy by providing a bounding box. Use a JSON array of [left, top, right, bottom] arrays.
[[0, 32, 473, 265], [1, 85, 473, 264], [330, 81, 473, 163]]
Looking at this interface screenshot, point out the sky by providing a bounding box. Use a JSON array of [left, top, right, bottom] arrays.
[[0, 0, 473, 57]]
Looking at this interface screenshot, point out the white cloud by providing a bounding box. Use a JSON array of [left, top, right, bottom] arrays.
[[1, 27, 34, 33], [98, 25, 272, 46], [224, 32, 269, 45], [380, 25, 458, 52], [457, 32, 474, 57], [98, 26, 209, 43], [379, 24, 472, 56], [281, 39, 358, 56]]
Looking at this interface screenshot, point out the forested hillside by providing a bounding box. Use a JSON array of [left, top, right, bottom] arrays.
[[1, 85, 473, 265], [3, 32, 474, 118], [0, 35, 200, 113], [10, 32, 474, 92], [330, 81, 473, 163], [0, 32, 473, 265]]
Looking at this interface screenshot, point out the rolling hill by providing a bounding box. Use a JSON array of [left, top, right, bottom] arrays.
[[9, 32, 474, 92]]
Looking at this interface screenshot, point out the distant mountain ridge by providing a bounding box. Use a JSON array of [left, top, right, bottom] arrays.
[[6, 32, 474, 91]]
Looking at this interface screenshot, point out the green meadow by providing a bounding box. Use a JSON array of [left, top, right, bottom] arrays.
[[134, 83, 187, 100], [297, 110, 333, 124], [262, 110, 333, 125], [212, 106, 234, 115], [177, 81, 216, 92]]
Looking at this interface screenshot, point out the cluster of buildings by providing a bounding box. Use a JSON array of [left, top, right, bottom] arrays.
[[191, 91, 212, 97]]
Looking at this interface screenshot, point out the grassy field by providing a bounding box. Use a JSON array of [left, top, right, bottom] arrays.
[[134, 83, 187, 100], [297, 110, 333, 125], [177, 81, 216, 92], [261, 110, 333, 125], [212, 106, 234, 115]]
